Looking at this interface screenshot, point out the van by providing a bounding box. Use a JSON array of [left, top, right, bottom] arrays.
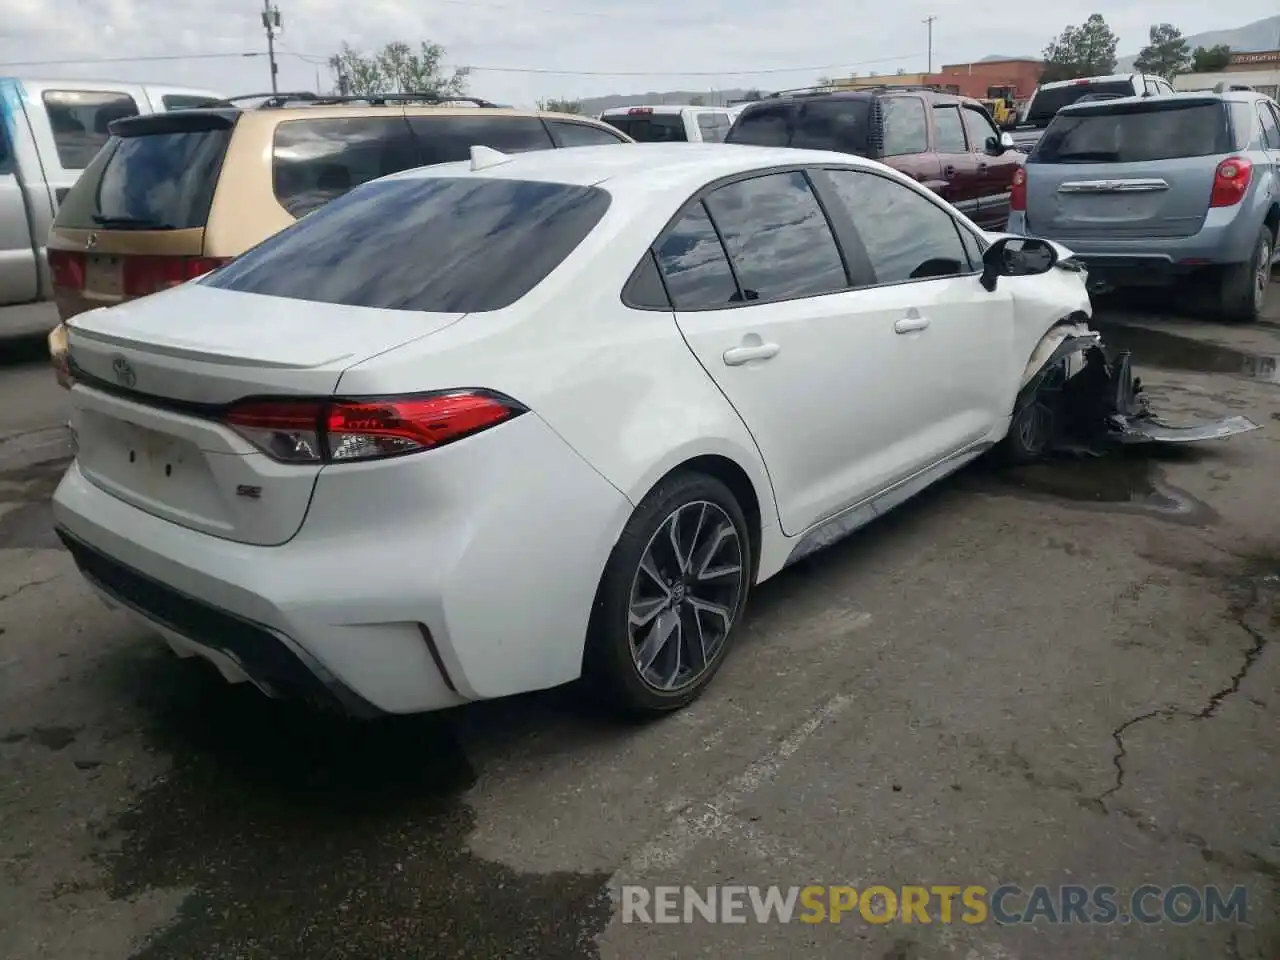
[[0, 78, 224, 335], [599, 104, 737, 143]]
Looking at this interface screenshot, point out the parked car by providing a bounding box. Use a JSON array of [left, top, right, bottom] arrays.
[[599, 105, 737, 143], [52, 142, 1090, 718], [43, 92, 634, 384], [0, 77, 224, 335], [1009, 91, 1280, 321], [1008, 73, 1177, 153], [724, 86, 1023, 230]]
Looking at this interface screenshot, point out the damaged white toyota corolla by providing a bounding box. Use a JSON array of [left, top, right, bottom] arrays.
[[50, 143, 1258, 718]]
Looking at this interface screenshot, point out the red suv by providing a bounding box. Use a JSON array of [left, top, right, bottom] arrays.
[[726, 87, 1022, 230]]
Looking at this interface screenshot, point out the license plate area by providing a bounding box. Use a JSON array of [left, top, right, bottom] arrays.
[[79, 414, 194, 502], [84, 255, 124, 299]]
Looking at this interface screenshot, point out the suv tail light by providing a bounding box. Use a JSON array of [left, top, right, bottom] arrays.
[[1209, 157, 1252, 208], [222, 391, 526, 464], [1010, 167, 1027, 212], [123, 255, 229, 297], [48, 249, 85, 289]]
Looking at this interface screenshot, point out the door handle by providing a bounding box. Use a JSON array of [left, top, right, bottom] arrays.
[[894, 316, 930, 334], [943, 165, 957, 178], [977, 162, 988, 172], [723, 342, 780, 365]]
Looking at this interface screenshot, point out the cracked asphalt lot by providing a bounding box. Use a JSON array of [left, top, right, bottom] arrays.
[[0, 297, 1278, 959]]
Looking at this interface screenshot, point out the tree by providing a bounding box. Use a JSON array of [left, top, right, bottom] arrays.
[[1191, 44, 1231, 72], [742, 88, 763, 100], [1041, 14, 1119, 83], [688, 94, 706, 106], [1134, 23, 1191, 80], [537, 98, 583, 114], [328, 41, 469, 97]]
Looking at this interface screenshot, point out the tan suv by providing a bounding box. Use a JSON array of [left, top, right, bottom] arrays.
[[45, 92, 634, 382]]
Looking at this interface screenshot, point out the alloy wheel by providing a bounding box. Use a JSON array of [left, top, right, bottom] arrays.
[[627, 501, 745, 692], [1255, 236, 1272, 314]]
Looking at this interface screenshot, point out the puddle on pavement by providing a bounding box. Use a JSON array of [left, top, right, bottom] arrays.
[[0, 457, 70, 550], [972, 450, 1213, 522], [1090, 320, 1280, 383], [98, 656, 615, 959]]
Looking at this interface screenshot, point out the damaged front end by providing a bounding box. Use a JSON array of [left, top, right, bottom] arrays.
[[1011, 324, 1260, 457]]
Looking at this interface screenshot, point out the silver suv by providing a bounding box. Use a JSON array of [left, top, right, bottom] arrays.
[[1008, 91, 1280, 321]]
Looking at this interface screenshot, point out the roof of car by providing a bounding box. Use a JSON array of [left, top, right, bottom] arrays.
[[1057, 90, 1250, 114], [385, 141, 883, 190], [600, 104, 726, 114]]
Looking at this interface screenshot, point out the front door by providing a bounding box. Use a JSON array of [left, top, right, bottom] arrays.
[[961, 102, 1021, 229], [931, 103, 982, 221]]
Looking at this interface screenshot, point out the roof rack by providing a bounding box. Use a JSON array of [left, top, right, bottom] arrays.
[[764, 85, 836, 98], [210, 91, 500, 109]]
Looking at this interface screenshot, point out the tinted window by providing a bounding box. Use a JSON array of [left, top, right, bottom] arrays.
[[654, 203, 738, 309], [933, 106, 967, 152], [273, 117, 421, 217], [725, 103, 792, 146], [55, 129, 230, 230], [880, 97, 928, 156], [1230, 102, 1258, 149], [704, 172, 847, 302], [548, 120, 626, 146], [962, 105, 1001, 152], [205, 177, 610, 313], [409, 114, 554, 163], [1024, 81, 1134, 127], [41, 90, 139, 169], [162, 94, 222, 110], [623, 251, 671, 309], [1031, 101, 1231, 163], [600, 112, 688, 142], [0, 121, 10, 175], [1257, 103, 1280, 149], [825, 170, 969, 284], [791, 99, 871, 153]]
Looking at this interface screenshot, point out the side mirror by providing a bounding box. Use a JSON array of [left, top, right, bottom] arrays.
[[980, 236, 1059, 291], [999, 131, 1016, 150]]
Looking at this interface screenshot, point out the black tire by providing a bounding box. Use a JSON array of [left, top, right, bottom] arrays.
[[582, 471, 751, 716], [1214, 225, 1273, 323], [998, 398, 1053, 465]]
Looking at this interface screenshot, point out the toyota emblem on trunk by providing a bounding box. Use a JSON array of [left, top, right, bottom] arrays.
[[85, 233, 98, 250], [111, 355, 136, 388]]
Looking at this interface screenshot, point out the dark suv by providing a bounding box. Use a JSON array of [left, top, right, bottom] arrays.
[[726, 87, 1022, 230]]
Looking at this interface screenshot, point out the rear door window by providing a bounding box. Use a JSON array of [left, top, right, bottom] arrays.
[[703, 171, 848, 302], [725, 103, 793, 146], [205, 177, 611, 313], [407, 114, 555, 164], [55, 123, 232, 230], [41, 90, 139, 170], [1032, 101, 1232, 163], [1257, 103, 1280, 149], [933, 106, 968, 152], [272, 117, 421, 217], [879, 97, 928, 156], [654, 203, 738, 309], [600, 111, 688, 142], [791, 99, 871, 153], [1229, 102, 1257, 149], [546, 120, 627, 146]]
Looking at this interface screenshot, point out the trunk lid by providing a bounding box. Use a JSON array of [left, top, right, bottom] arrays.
[[65, 284, 465, 545], [1024, 99, 1232, 240]]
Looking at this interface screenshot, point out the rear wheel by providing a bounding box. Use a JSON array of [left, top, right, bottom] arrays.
[[583, 472, 750, 716], [1214, 226, 1273, 322]]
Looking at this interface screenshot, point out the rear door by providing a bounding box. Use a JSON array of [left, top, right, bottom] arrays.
[[877, 95, 944, 191], [930, 102, 980, 218], [1024, 98, 1233, 239]]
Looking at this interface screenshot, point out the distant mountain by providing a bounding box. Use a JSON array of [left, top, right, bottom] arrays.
[[1117, 14, 1280, 71]]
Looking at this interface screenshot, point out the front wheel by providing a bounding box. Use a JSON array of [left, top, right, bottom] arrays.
[[583, 472, 751, 716]]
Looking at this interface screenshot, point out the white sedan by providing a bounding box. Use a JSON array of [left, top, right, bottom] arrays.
[[52, 142, 1092, 717]]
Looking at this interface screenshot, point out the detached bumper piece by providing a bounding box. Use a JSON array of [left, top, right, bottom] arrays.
[[1026, 335, 1260, 454]]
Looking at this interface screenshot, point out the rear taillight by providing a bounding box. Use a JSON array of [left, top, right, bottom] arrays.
[[1010, 166, 1027, 212], [123, 255, 229, 297], [1209, 157, 1252, 208], [47, 249, 85, 290], [222, 391, 525, 464]]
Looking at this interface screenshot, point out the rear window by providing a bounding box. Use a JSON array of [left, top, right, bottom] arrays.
[[601, 112, 688, 142], [1024, 81, 1134, 128], [54, 128, 231, 230], [41, 90, 139, 169], [203, 177, 611, 313], [725, 99, 871, 154], [1031, 100, 1231, 164]]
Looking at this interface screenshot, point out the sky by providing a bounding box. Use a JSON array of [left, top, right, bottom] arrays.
[[2, 0, 1278, 108]]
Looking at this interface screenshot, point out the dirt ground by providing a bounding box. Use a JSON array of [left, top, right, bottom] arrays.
[[0, 292, 1277, 959]]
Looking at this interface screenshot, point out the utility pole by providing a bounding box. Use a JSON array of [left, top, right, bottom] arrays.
[[261, 0, 282, 93], [923, 16, 937, 74]]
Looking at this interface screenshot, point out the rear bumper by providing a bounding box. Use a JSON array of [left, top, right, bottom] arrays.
[[52, 412, 635, 715]]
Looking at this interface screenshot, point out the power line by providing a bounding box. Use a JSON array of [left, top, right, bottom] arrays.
[[0, 52, 264, 67]]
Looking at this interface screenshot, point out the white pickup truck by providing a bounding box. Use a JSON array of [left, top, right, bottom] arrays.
[[0, 77, 223, 336], [1008, 73, 1177, 153]]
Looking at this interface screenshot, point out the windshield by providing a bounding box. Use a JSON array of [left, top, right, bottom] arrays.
[[203, 177, 612, 313], [1024, 81, 1135, 128], [1031, 100, 1231, 164], [600, 112, 687, 142], [54, 128, 230, 230]]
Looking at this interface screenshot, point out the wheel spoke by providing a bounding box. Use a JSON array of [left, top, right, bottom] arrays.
[[638, 555, 671, 599], [669, 503, 706, 575], [634, 608, 679, 675], [629, 594, 667, 628], [681, 603, 709, 672], [687, 596, 733, 632], [694, 521, 739, 582]]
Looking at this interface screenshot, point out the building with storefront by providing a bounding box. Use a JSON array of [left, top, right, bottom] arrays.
[[1173, 51, 1280, 99], [829, 58, 1043, 101]]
